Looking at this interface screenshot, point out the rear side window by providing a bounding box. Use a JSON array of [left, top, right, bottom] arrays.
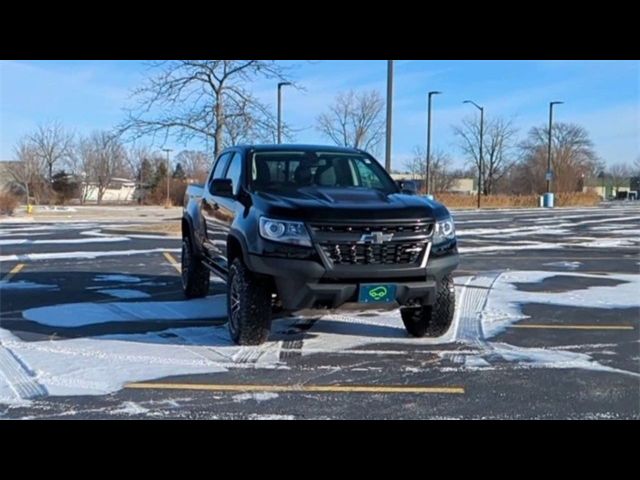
[[208, 152, 232, 193], [224, 152, 243, 195], [212, 153, 231, 180]]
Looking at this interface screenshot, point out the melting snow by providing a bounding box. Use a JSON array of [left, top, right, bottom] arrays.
[[22, 296, 227, 327], [232, 392, 279, 403], [0, 280, 58, 291], [96, 289, 151, 299]]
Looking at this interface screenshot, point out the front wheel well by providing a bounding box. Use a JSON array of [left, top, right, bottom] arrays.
[[227, 235, 243, 265], [181, 217, 190, 239]]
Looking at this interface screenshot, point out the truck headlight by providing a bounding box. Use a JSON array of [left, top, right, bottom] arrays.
[[259, 217, 312, 247], [433, 217, 456, 245]]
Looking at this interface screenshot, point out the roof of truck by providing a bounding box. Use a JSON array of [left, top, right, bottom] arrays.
[[231, 144, 364, 154]]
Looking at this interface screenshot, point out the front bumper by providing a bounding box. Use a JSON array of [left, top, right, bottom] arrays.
[[246, 250, 459, 311]]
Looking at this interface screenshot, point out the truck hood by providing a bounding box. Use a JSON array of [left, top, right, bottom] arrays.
[[251, 187, 450, 222]]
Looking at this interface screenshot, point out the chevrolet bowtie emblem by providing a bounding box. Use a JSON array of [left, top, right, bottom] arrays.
[[358, 232, 394, 244]]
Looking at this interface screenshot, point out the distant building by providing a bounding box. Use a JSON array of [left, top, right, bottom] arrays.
[[390, 173, 476, 195], [448, 178, 476, 195], [583, 176, 635, 199], [82, 177, 136, 203]]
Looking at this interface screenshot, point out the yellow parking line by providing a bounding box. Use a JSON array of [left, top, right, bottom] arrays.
[[125, 382, 464, 395], [509, 324, 634, 331], [1, 263, 25, 282], [163, 252, 181, 273]]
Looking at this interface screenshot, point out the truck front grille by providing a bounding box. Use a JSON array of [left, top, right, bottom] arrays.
[[311, 223, 433, 235], [319, 241, 426, 265]]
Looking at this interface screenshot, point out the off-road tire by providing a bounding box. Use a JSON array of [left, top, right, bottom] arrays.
[[401, 274, 455, 337], [181, 236, 210, 299], [227, 258, 272, 345]]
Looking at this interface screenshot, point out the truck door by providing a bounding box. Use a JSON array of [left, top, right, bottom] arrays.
[[202, 150, 243, 272], [202, 151, 232, 266]]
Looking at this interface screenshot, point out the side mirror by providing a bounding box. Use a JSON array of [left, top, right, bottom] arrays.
[[211, 178, 233, 197], [397, 180, 417, 195]]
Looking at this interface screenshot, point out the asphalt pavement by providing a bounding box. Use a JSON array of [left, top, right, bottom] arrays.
[[0, 203, 638, 419]]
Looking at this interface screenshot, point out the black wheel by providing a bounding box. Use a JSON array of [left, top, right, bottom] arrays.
[[181, 236, 210, 299], [401, 275, 455, 337], [227, 258, 272, 345]]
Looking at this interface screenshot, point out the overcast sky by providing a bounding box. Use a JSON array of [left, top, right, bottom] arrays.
[[1, 60, 637, 170]]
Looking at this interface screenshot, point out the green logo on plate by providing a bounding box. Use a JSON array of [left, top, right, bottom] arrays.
[[368, 286, 388, 300]]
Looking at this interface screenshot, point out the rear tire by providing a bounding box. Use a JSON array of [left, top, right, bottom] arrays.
[[227, 258, 272, 345], [181, 236, 210, 299], [401, 275, 455, 337]]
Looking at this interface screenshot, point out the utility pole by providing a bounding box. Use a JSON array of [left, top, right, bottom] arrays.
[[162, 148, 172, 207], [426, 91, 442, 195], [463, 100, 484, 208], [547, 101, 564, 193], [385, 60, 394, 173], [277, 82, 292, 144]]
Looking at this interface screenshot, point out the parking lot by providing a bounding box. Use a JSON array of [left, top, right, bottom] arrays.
[[0, 204, 639, 419]]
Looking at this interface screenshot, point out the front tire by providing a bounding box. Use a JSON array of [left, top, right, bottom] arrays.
[[181, 236, 210, 299], [227, 258, 272, 345], [401, 275, 455, 337]]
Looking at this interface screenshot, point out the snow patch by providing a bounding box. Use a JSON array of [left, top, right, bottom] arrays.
[[0, 237, 129, 246], [543, 261, 582, 270], [22, 296, 227, 327], [95, 274, 142, 283], [0, 248, 180, 263], [481, 271, 639, 338], [232, 392, 279, 403], [111, 401, 151, 416], [96, 289, 151, 299], [0, 280, 58, 291]]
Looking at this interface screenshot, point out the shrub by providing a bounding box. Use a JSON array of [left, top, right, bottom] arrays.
[[0, 192, 19, 216], [435, 192, 602, 209]]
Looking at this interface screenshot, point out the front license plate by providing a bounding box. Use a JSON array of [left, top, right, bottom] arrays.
[[358, 284, 397, 303]]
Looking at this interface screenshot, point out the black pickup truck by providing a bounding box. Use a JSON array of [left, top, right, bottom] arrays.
[[182, 145, 459, 345]]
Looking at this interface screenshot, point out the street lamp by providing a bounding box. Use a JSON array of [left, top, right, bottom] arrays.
[[426, 91, 442, 195], [162, 148, 172, 207], [463, 100, 484, 209], [277, 82, 292, 144], [385, 60, 394, 173], [547, 101, 564, 194]]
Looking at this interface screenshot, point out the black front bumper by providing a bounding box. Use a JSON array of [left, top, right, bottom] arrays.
[[246, 250, 459, 311]]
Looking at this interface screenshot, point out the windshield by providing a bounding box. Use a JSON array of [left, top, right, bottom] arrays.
[[250, 151, 398, 194]]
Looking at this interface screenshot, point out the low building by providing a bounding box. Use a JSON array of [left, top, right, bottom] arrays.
[[449, 178, 476, 195], [583, 176, 637, 199], [82, 177, 137, 203], [390, 173, 476, 195]]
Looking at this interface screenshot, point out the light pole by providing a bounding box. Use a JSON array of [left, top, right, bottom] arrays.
[[385, 60, 394, 173], [162, 148, 172, 207], [547, 101, 564, 194], [277, 82, 292, 144], [426, 91, 442, 195], [463, 100, 484, 208]]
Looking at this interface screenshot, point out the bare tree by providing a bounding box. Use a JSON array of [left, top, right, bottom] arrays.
[[316, 90, 385, 153], [634, 156, 640, 176], [6, 139, 48, 204], [120, 61, 293, 158], [29, 121, 74, 182], [79, 132, 127, 204], [404, 147, 425, 180], [453, 115, 518, 195], [608, 162, 632, 194], [408, 146, 455, 193], [518, 122, 599, 194], [174, 150, 211, 183]]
